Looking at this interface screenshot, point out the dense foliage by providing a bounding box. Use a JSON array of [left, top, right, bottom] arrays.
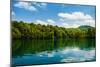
[[12, 21, 96, 39], [12, 39, 95, 57]]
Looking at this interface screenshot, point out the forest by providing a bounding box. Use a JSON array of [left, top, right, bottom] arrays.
[[12, 21, 96, 39]]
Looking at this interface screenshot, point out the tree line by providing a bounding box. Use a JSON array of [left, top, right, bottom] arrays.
[[12, 21, 96, 39]]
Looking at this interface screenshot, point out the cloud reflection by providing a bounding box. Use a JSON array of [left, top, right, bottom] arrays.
[[36, 47, 95, 62]]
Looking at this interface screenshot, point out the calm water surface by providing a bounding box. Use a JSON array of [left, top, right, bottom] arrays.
[[12, 39, 96, 66]]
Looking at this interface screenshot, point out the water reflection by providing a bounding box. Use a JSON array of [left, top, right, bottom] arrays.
[[12, 39, 96, 66]]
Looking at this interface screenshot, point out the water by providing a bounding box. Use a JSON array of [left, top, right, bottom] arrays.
[[12, 39, 96, 66]]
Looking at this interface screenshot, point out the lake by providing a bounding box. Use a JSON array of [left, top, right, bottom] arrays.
[[12, 39, 96, 66]]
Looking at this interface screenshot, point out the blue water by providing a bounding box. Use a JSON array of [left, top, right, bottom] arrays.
[[12, 39, 96, 66]]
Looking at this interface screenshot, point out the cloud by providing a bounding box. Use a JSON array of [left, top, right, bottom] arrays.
[[35, 19, 55, 26], [60, 48, 95, 62], [14, 2, 37, 11], [61, 47, 80, 54], [58, 12, 95, 27], [47, 52, 55, 57], [62, 23, 80, 28], [37, 51, 55, 57], [32, 2, 47, 8], [35, 18, 80, 28], [35, 20, 48, 25], [47, 19, 55, 24], [58, 12, 93, 21], [12, 11, 15, 16], [41, 3, 47, 6]]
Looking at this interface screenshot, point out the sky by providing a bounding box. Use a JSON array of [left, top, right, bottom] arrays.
[[12, 1, 96, 28]]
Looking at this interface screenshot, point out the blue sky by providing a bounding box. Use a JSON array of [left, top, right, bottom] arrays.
[[12, 1, 96, 28]]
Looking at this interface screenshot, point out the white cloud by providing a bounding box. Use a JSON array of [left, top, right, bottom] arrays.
[[47, 19, 55, 24], [60, 49, 95, 62], [35, 19, 55, 26], [35, 19, 80, 28], [58, 12, 93, 21], [14, 2, 37, 11], [62, 23, 80, 28], [47, 52, 54, 57], [41, 3, 47, 6], [12, 11, 15, 16], [35, 20, 48, 25], [58, 12, 95, 27], [32, 2, 47, 8], [84, 19, 95, 27], [37, 51, 55, 57]]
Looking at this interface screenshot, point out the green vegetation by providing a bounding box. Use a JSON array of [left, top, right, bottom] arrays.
[[12, 21, 96, 39], [12, 39, 95, 57]]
